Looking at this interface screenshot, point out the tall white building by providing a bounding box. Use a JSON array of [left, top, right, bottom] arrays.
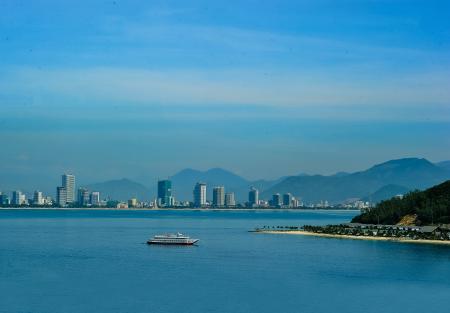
[[33, 191, 44, 205], [212, 186, 225, 207], [62, 174, 76, 203], [193, 182, 207, 207]]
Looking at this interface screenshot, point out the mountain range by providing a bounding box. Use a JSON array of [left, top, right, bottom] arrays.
[[261, 158, 450, 204], [80, 157, 450, 204]]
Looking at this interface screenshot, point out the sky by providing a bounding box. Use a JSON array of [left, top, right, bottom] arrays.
[[0, 0, 449, 192]]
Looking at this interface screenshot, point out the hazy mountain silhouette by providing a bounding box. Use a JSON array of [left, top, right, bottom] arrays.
[[261, 158, 450, 204], [74, 158, 450, 204]]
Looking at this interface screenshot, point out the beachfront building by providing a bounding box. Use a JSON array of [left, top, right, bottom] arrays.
[[213, 186, 225, 207], [12, 191, 26, 206], [0, 193, 10, 205], [157, 179, 173, 207], [62, 174, 76, 203], [77, 188, 90, 206], [283, 193, 293, 208], [271, 193, 281, 207], [193, 182, 207, 207], [128, 198, 138, 208], [90, 192, 100, 206], [56, 187, 67, 207], [33, 191, 44, 205], [248, 187, 259, 207], [225, 192, 236, 207]]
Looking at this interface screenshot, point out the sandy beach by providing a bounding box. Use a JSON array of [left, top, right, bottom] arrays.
[[258, 230, 450, 246]]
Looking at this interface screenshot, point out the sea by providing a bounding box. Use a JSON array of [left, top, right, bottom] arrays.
[[1, 209, 449, 313]]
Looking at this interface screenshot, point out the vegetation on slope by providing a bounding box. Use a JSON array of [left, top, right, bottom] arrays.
[[352, 180, 450, 225]]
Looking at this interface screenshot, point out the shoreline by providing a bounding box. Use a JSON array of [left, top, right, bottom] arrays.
[[0, 207, 360, 212], [257, 230, 450, 246]]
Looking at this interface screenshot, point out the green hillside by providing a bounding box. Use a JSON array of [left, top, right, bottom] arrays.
[[352, 180, 450, 225]]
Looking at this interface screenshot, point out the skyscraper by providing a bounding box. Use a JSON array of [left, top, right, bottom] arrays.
[[272, 193, 281, 207], [212, 186, 225, 207], [157, 180, 172, 207], [283, 193, 293, 207], [225, 192, 236, 207], [56, 187, 67, 207], [62, 174, 76, 203], [77, 187, 90, 206], [193, 182, 207, 207], [248, 187, 259, 207]]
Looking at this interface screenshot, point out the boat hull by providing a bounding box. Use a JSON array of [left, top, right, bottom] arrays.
[[147, 239, 199, 245]]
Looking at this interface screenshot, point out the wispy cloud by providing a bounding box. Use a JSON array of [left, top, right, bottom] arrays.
[[1, 66, 449, 122]]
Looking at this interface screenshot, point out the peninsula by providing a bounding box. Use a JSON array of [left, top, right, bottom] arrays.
[[255, 180, 450, 245]]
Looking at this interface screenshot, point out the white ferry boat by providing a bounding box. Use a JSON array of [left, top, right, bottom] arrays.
[[147, 233, 199, 245]]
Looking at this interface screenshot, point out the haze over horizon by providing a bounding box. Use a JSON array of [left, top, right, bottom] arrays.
[[1, 1, 449, 191]]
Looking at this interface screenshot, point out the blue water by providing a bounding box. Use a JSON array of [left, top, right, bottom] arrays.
[[1, 209, 449, 313]]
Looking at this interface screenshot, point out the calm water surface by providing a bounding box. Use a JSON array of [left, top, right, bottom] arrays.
[[1, 209, 449, 313]]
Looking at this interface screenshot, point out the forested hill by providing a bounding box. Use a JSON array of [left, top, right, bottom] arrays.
[[352, 180, 450, 225]]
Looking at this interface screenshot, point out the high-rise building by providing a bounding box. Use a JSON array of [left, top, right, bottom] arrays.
[[212, 186, 225, 207], [12, 191, 20, 205], [77, 187, 90, 206], [283, 193, 292, 207], [33, 191, 44, 205], [12, 191, 26, 206], [56, 187, 67, 207], [90, 192, 100, 206], [193, 182, 207, 207], [272, 193, 281, 207], [248, 187, 259, 207], [157, 180, 172, 207], [62, 174, 76, 203], [225, 192, 236, 207]]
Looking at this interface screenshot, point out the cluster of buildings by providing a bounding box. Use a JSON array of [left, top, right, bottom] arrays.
[[246, 187, 302, 208], [156, 180, 302, 208], [0, 174, 358, 210], [191, 183, 236, 207], [56, 174, 104, 207], [0, 174, 104, 208], [152, 181, 236, 208], [0, 190, 53, 206]]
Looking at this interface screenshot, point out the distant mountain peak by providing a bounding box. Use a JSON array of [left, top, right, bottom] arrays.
[[372, 157, 432, 168], [262, 157, 450, 204], [206, 167, 235, 174]]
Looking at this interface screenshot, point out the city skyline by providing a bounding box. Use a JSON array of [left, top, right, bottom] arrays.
[[1, 1, 449, 190], [0, 173, 308, 208]]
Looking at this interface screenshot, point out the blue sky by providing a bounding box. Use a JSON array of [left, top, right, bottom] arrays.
[[0, 0, 449, 191]]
